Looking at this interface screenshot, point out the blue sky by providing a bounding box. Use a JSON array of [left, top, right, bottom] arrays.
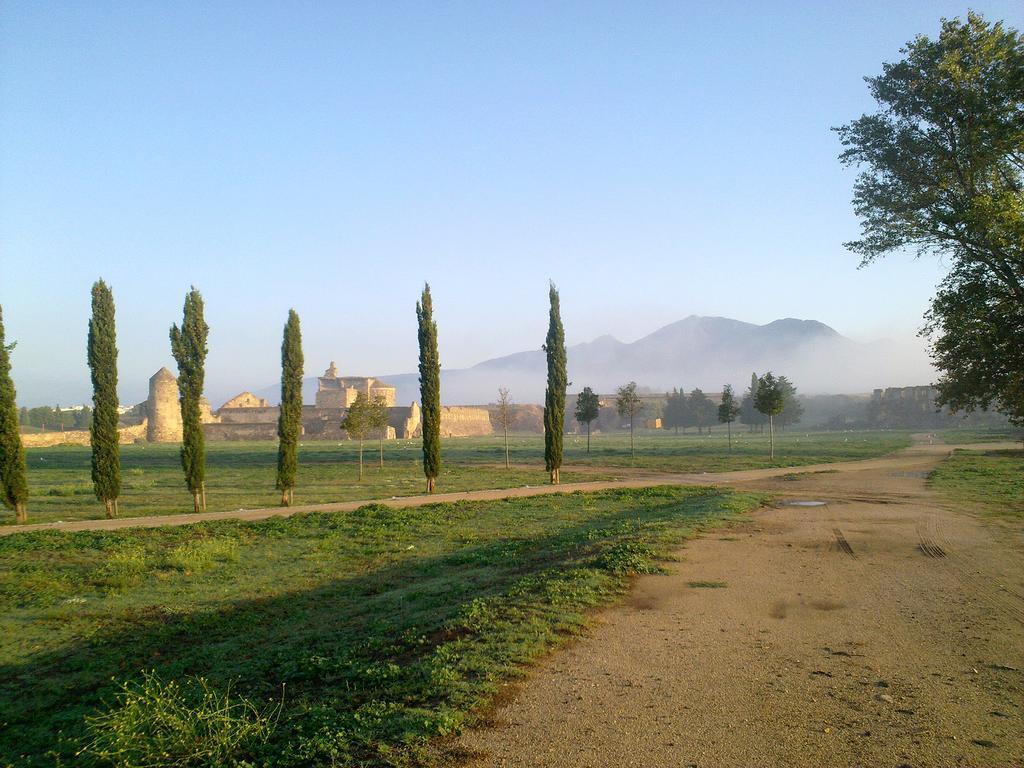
[[2, 1, 1022, 406]]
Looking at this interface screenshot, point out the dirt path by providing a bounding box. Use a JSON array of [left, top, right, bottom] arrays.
[[2, 443, 991, 537], [458, 439, 1024, 767]]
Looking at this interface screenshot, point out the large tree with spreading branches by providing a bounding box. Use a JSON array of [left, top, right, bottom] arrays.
[[543, 282, 567, 484], [276, 309, 303, 506], [87, 280, 121, 518], [417, 284, 441, 492], [170, 287, 209, 513], [836, 12, 1024, 423]]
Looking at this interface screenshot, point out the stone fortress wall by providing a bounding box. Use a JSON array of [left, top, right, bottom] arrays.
[[138, 362, 492, 443]]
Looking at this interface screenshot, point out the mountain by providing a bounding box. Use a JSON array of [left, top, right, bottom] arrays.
[[254, 316, 934, 406]]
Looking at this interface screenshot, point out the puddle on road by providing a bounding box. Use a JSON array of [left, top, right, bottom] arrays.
[[783, 500, 828, 507]]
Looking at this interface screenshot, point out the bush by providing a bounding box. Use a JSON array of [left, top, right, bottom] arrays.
[[165, 538, 239, 572], [79, 671, 279, 768]]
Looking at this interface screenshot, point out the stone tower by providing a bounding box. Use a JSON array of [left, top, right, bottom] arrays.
[[147, 367, 183, 442]]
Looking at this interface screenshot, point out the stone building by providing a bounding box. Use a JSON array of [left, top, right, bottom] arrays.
[[221, 391, 269, 409], [140, 363, 492, 443], [314, 362, 396, 408]]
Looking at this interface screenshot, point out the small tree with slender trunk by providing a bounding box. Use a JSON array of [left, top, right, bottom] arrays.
[[754, 372, 786, 461], [342, 391, 372, 481], [417, 284, 441, 492], [717, 383, 740, 453], [276, 309, 303, 506], [0, 307, 28, 523], [88, 280, 121, 518], [496, 387, 513, 469], [616, 381, 642, 459], [369, 395, 390, 469], [169, 287, 209, 513], [574, 386, 599, 454], [543, 282, 567, 484]]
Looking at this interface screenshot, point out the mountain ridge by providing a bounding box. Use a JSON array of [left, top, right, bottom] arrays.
[[252, 315, 933, 406]]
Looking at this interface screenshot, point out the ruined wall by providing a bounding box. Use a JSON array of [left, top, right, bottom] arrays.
[[218, 406, 281, 424], [440, 406, 493, 437], [204, 423, 279, 441], [21, 422, 148, 448]]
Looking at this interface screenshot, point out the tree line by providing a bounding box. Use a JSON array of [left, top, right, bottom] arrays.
[[0, 279, 571, 522], [17, 405, 93, 431]]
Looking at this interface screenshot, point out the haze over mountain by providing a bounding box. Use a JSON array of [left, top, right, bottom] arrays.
[[257, 315, 935, 406]]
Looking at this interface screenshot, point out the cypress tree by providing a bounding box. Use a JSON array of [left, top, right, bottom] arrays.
[[543, 282, 567, 484], [0, 306, 28, 523], [87, 279, 121, 518], [276, 309, 303, 506], [417, 283, 441, 493], [169, 287, 209, 513]]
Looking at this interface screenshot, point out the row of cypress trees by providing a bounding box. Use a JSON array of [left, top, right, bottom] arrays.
[[415, 280, 569, 493], [0, 278, 570, 522], [0, 282, 126, 523]]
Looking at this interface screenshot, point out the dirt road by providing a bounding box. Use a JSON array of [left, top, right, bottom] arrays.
[[2, 440, 1004, 537], [459, 439, 1024, 767]]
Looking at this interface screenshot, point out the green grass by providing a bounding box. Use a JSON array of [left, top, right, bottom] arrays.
[[556, 429, 912, 471], [0, 486, 763, 767], [936, 426, 1024, 445], [929, 449, 1024, 520], [8, 431, 910, 525], [687, 580, 727, 588]]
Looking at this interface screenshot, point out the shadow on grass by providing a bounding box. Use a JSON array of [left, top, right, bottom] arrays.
[[0, 488, 741, 767]]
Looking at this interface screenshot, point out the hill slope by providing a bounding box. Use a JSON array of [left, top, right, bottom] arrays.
[[256, 316, 933, 405]]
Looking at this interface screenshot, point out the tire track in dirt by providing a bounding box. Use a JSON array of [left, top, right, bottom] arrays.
[[923, 508, 1024, 626], [831, 527, 856, 558]]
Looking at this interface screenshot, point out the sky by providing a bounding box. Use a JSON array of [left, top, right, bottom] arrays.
[[2, 1, 1022, 407]]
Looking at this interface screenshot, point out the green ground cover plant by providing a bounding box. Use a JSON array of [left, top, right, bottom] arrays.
[[8, 431, 909, 525], [929, 449, 1024, 520], [0, 486, 762, 767]]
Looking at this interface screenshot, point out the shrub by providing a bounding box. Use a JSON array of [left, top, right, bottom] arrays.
[[93, 547, 149, 590], [79, 671, 279, 768], [165, 538, 239, 573]]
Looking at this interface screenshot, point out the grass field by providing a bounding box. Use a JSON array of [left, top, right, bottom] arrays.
[[8, 430, 912, 525], [929, 448, 1024, 520], [935, 426, 1024, 445], [0, 486, 763, 767]]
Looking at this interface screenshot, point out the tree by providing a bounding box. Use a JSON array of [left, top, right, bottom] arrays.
[[754, 372, 786, 460], [717, 383, 740, 452], [0, 307, 28, 523], [543, 282, 567, 484], [574, 386, 599, 454], [169, 287, 209, 513], [496, 387, 514, 469], [688, 388, 716, 434], [87, 279, 121, 518], [740, 372, 766, 433], [616, 381, 643, 459], [925, 267, 1024, 424], [662, 388, 687, 434], [369, 395, 390, 469], [777, 376, 804, 429], [836, 13, 1024, 423], [276, 309, 303, 506], [342, 392, 372, 481], [417, 284, 441, 493]]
